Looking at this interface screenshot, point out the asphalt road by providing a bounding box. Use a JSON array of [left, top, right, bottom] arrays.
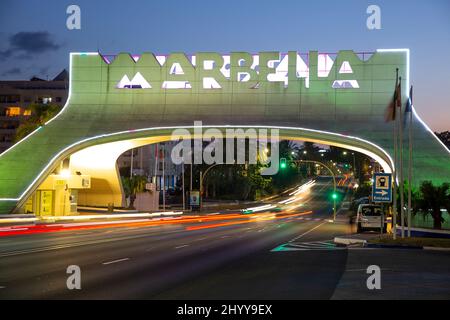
[[0, 179, 449, 300]]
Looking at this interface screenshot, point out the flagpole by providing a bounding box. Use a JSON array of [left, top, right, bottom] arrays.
[[392, 69, 399, 240], [398, 77, 405, 238], [393, 111, 398, 240], [162, 144, 166, 212], [407, 86, 413, 237]]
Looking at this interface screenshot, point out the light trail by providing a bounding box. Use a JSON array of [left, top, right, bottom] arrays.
[[0, 213, 253, 237], [186, 211, 312, 231]]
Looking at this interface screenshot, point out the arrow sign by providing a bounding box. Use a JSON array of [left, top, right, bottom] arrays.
[[375, 190, 388, 196], [372, 173, 392, 203]]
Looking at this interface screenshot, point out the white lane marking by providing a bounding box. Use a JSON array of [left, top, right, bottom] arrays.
[[194, 237, 207, 241], [288, 221, 328, 243], [0, 229, 184, 258], [175, 244, 189, 249], [102, 258, 130, 265], [346, 268, 392, 272], [145, 247, 154, 252], [220, 235, 230, 239], [0, 286, 6, 289]]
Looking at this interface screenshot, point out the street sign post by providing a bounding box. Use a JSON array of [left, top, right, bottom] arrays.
[[189, 191, 200, 208], [372, 173, 392, 203]]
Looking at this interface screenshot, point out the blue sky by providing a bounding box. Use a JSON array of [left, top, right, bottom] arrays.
[[0, 0, 449, 131]]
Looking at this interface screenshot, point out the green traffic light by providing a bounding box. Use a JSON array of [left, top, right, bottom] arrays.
[[332, 193, 338, 200], [280, 158, 287, 169]]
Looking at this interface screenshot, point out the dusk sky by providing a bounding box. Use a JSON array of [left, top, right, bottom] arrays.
[[0, 0, 449, 131]]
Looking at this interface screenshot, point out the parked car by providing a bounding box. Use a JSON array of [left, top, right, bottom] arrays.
[[350, 197, 369, 213], [356, 204, 387, 233]]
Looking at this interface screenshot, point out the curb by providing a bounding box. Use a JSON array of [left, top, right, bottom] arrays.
[[423, 246, 450, 252], [365, 243, 422, 250], [333, 237, 450, 251], [334, 237, 367, 246]]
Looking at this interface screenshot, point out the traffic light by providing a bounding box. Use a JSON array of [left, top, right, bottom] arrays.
[[280, 158, 287, 169], [331, 192, 338, 200]]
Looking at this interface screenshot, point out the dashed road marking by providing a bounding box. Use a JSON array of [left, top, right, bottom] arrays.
[[288, 221, 327, 243], [102, 258, 130, 265], [175, 244, 189, 249]]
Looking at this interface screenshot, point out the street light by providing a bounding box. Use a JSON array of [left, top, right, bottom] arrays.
[[200, 162, 235, 210]]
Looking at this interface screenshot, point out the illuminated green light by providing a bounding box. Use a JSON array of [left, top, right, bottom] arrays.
[[280, 158, 287, 169], [332, 193, 338, 200]]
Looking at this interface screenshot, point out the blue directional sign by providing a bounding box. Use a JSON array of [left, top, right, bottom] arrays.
[[372, 173, 392, 203]]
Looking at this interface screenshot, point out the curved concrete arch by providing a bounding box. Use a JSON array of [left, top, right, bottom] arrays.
[[66, 125, 394, 208], [1, 49, 449, 214]]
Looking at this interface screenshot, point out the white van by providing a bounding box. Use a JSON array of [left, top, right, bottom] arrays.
[[356, 204, 387, 233]]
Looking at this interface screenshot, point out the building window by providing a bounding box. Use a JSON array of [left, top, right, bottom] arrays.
[[42, 97, 52, 104], [5, 107, 22, 116], [0, 95, 20, 103]]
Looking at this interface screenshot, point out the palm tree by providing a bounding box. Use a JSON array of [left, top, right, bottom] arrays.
[[121, 175, 148, 209], [416, 181, 450, 229], [14, 103, 62, 142]]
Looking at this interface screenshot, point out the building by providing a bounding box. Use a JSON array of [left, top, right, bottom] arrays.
[[0, 70, 69, 153], [117, 142, 182, 191]]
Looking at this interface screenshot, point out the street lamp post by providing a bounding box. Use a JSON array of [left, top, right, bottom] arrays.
[[199, 162, 236, 210], [293, 159, 338, 220], [199, 163, 221, 210]]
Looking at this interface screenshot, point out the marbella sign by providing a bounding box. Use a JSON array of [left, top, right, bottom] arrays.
[[113, 51, 361, 91]]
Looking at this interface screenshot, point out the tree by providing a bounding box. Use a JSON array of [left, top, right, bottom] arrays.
[[121, 175, 148, 209], [416, 181, 450, 229], [14, 103, 62, 142]]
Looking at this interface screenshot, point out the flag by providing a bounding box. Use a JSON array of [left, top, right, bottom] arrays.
[[397, 80, 402, 108], [405, 85, 413, 113], [403, 86, 413, 126], [385, 77, 401, 122]]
